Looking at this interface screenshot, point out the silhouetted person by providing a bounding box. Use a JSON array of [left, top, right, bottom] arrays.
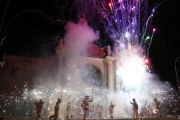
[[35, 99, 44, 120], [89, 103, 95, 118], [97, 105, 102, 119], [154, 98, 161, 117], [109, 102, 115, 119], [146, 102, 152, 117], [49, 98, 61, 120], [66, 102, 71, 119], [130, 98, 138, 119]]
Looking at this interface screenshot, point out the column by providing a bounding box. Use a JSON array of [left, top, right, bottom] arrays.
[[103, 58, 108, 88], [108, 57, 114, 92], [116, 61, 121, 91]]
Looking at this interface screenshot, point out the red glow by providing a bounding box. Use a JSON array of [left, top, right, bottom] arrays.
[[109, 3, 111, 6], [144, 58, 150, 64]]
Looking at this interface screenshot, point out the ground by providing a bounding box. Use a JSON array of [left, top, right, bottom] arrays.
[[0, 118, 179, 120]]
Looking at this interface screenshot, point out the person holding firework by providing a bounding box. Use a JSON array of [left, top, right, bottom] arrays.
[[81, 96, 92, 120]]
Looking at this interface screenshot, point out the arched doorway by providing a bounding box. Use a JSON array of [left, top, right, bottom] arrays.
[[77, 63, 103, 88]]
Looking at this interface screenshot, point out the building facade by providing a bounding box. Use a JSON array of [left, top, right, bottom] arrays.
[[0, 53, 54, 95]]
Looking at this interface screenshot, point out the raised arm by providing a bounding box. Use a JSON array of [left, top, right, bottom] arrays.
[[81, 102, 84, 107]]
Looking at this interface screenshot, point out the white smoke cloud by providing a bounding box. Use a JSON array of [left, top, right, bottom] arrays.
[[115, 46, 173, 116], [64, 21, 99, 54]]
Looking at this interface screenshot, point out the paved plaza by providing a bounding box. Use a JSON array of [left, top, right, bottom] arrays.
[[0, 117, 179, 120]]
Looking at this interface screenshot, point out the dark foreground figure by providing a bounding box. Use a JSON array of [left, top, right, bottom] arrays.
[[35, 99, 44, 120], [49, 98, 61, 120], [109, 102, 115, 119], [154, 98, 161, 117], [0, 117, 4, 120], [66, 102, 71, 119]]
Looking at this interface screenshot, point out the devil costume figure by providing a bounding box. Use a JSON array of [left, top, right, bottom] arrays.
[[81, 96, 92, 120]]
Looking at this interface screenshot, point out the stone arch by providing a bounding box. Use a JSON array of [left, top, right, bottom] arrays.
[[76, 63, 103, 88], [81, 57, 105, 79], [87, 62, 103, 78]]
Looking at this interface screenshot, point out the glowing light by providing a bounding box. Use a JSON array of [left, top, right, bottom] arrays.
[[120, 44, 125, 48], [87, 88, 93, 90], [145, 36, 150, 40], [37, 91, 42, 94], [153, 109, 157, 114], [153, 28, 156, 32], [109, 3, 111, 7], [125, 32, 130, 38], [116, 49, 145, 87]]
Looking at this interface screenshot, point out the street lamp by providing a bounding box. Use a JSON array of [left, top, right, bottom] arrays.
[[174, 57, 180, 94]]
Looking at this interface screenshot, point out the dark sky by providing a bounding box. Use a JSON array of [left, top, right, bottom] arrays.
[[148, 0, 180, 91], [0, 0, 180, 91]]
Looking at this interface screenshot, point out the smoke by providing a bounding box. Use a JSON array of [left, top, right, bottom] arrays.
[[42, 20, 105, 118], [7, 21, 174, 119], [59, 20, 103, 102], [115, 45, 173, 116], [64, 21, 99, 54], [0, 20, 102, 118], [59, 20, 100, 86]]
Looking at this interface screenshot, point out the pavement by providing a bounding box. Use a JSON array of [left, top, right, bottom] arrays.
[[0, 118, 179, 120]]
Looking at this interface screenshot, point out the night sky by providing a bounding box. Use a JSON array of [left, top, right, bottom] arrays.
[[0, 0, 180, 91]]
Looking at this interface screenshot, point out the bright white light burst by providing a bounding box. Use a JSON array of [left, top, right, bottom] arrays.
[[116, 48, 145, 88]]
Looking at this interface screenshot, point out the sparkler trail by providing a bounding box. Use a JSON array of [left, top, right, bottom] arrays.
[[141, 0, 169, 46], [146, 28, 155, 58]]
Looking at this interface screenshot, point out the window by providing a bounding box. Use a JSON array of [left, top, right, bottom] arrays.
[[29, 70, 37, 81], [10, 67, 19, 79]]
